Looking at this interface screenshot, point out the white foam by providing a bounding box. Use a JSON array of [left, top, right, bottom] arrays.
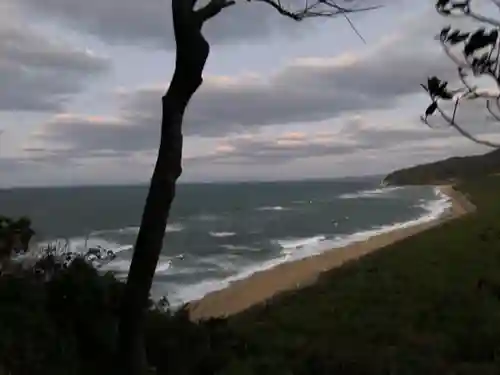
[[162, 187, 453, 307], [257, 206, 289, 211], [339, 186, 403, 199], [275, 235, 326, 251], [154, 259, 174, 273], [36, 236, 132, 255], [322, 188, 452, 251], [220, 244, 261, 252], [100, 259, 132, 273], [166, 223, 184, 233], [209, 231, 236, 238], [111, 244, 134, 253], [163, 256, 288, 307], [197, 255, 240, 272], [118, 223, 184, 234], [194, 214, 220, 222], [101, 256, 176, 274], [117, 226, 140, 234]]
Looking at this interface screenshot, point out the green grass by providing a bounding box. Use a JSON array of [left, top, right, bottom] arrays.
[[221, 176, 500, 374]]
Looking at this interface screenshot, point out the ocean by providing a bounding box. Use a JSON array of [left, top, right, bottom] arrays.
[[0, 177, 452, 306]]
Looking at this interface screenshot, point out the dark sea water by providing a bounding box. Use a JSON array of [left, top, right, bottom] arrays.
[[0, 177, 451, 305]]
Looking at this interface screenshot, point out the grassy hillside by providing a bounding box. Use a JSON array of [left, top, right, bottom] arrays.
[[383, 149, 500, 186]]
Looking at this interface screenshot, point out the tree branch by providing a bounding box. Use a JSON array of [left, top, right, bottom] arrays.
[[421, 79, 500, 147], [196, 0, 236, 22], [248, 0, 381, 42], [420, 1, 500, 148], [250, 0, 380, 20], [436, 104, 500, 146], [436, 0, 500, 28]]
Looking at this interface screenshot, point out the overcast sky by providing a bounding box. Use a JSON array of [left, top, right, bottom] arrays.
[[0, 0, 499, 187]]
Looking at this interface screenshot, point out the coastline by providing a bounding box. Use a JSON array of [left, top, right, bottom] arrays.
[[187, 185, 476, 321]]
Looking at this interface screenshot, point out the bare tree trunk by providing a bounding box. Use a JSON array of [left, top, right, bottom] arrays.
[[117, 1, 211, 373], [115, 0, 363, 372]]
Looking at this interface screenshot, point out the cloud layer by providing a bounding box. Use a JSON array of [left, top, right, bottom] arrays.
[[11, 0, 380, 48], [0, 20, 109, 112], [30, 19, 454, 158], [3, 1, 500, 186]]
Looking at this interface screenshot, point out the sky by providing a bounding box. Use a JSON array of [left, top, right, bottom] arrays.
[[1, 0, 500, 187]]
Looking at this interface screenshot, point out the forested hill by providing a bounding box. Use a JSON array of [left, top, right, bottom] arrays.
[[382, 149, 500, 186]]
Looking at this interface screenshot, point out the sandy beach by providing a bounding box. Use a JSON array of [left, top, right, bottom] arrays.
[[188, 185, 476, 321]]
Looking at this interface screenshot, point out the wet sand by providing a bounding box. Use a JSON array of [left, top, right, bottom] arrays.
[[188, 185, 476, 321]]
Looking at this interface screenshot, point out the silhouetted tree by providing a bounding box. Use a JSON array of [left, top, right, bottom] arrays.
[[117, 0, 380, 374], [421, 0, 500, 147], [0, 216, 35, 273]]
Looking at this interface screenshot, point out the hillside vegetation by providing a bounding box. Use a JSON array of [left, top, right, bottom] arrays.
[[383, 149, 500, 186]]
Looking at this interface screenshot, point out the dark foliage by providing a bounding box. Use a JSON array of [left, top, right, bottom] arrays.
[[0, 216, 35, 264], [0, 251, 244, 375], [383, 148, 500, 185]]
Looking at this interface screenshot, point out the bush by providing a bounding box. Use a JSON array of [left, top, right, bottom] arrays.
[[0, 248, 243, 375]]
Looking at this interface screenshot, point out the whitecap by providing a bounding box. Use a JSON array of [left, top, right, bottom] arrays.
[[275, 235, 326, 250], [36, 236, 132, 255], [220, 244, 261, 252], [114, 223, 184, 235], [209, 231, 236, 238], [165, 223, 184, 233], [338, 186, 403, 199], [257, 206, 289, 211], [193, 214, 220, 222], [118, 226, 140, 234], [100, 255, 178, 275]]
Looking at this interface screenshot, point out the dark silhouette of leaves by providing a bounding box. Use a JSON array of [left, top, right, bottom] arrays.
[[436, 0, 450, 9], [426, 77, 453, 99], [464, 28, 496, 56], [490, 29, 499, 43], [425, 102, 438, 118], [420, 0, 500, 148], [451, 1, 468, 10], [427, 76, 441, 95], [441, 90, 454, 100], [440, 25, 452, 40], [447, 31, 470, 45]]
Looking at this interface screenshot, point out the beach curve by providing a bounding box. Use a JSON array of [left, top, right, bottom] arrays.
[[187, 185, 476, 321]]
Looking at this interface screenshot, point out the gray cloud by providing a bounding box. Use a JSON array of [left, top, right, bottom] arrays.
[[27, 13, 459, 157], [11, 0, 379, 48], [183, 120, 458, 166], [0, 22, 109, 111], [32, 115, 161, 153], [187, 138, 362, 165], [29, 110, 461, 169], [21, 6, 500, 183], [100, 11, 456, 138], [40, 32, 450, 147]]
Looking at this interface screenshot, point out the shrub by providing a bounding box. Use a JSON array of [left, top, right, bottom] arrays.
[[0, 244, 242, 375]]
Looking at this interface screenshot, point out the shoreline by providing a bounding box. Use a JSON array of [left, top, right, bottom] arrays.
[[187, 185, 476, 321]]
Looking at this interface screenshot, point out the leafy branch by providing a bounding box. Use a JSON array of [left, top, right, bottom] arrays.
[[421, 0, 500, 147]]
